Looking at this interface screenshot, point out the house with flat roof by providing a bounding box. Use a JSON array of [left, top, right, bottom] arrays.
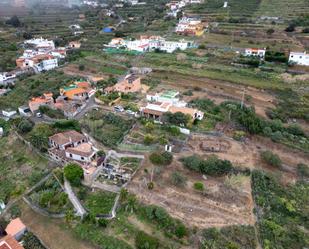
[[244, 48, 266, 59], [289, 52, 309, 66]]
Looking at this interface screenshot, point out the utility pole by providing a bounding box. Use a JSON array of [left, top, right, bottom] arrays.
[[241, 88, 246, 109]]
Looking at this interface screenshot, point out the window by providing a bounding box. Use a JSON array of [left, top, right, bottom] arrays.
[[70, 154, 73, 158], [81, 157, 84, 160]]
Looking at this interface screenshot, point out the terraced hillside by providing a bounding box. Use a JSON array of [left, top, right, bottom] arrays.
[[256, 0, 309, 20]]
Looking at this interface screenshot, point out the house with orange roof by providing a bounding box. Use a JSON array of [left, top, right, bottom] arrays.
[[48, 130, 97, 164], [28, 93, 54, 113], [0, 235, 24, 249], [60, 81, 94, 101], [5, 218, 27, 241], [245, 48, 266, 59]]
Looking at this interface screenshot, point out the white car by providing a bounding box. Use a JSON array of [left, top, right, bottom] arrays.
[[114, 105, 124, 112], [126, 110, 136, 116]]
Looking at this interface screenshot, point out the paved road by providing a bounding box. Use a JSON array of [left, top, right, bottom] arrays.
[[73, 95, 99, 120], [64, 179, 87, 217]]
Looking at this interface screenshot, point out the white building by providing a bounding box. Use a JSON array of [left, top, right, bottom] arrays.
[[289, 52, 309, 66], [108, 36, 194, 53], [244, 48, 266, 59], [18, 106, 32, 117], [2, 109, 17, 118], [0, 72, 16, 83], [24, 37, 55, 50], [35, 58, 58, 72]]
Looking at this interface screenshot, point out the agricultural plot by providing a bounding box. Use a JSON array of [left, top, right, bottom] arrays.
[[0, 134, 51, 203], [27, 175, 73, 214], [81, 110, 134, 148]]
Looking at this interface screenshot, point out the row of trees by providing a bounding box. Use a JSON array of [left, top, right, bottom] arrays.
[[181, 155, 233, 176]]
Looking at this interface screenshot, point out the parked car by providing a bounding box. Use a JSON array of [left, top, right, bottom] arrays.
[[114, 105, 124, 112], [126, 110, 136, 116], [36, 112, 42, 118]]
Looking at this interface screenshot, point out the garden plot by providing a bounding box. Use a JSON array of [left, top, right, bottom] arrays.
[[120, 122, 188, 153], [27, 175, 73, 215], [0, 134, 51, 204], [75, 186, 117, 217], [81, 111, 134, 148], [94, 151, 143, 188]]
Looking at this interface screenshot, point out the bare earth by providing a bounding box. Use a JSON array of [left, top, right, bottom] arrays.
[[127, 157, 255, 229], [20, 203, 95, 249]]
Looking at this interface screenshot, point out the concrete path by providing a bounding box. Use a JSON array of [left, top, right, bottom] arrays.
[[64, 179, 87, 217]]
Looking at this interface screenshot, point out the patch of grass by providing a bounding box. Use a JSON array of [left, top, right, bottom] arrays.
[[0, 135, 49, 203], [84, 191, 117, 216], [81, 111, 134, 148]]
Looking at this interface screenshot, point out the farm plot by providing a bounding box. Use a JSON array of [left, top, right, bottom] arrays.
[[27, 175, 73, 214], [81, 110, 134, 148], [0, 134, 51, 204]]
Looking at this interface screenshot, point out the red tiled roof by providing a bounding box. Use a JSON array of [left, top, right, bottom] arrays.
[[0, 235, 24, 249], [5, 218, 26, 237]]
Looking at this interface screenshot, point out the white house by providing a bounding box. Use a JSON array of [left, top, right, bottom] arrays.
[[65, 143, 96, 163], [18, 106, 32, 117], [244, 48, 266, 59], [289, 52, 309, 66], [0, 72, 16, 83], [48, 130, 97, 164], [35, 58, 58, 72], [24, 37, 55, 50], [2, 109, 17, 118]]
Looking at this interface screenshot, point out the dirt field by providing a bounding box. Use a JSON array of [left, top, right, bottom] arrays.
[[20, 202, 95, 249], [61, 64, 106, 82], [127, 156, 255, 229], [151, 71, 276, 118], [186, 133, 309, 183]]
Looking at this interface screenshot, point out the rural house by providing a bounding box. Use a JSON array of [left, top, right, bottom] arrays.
[[48, 130, 97, 164], [244, 48, 266, 59], [0, 235, 24, 249], [289, 52, 309, 66], [5, 218, 27, 241], [105, 74, 142, 93], [28, 92, 54, 113]]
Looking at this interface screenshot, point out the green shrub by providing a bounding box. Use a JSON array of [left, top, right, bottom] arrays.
[[181, 155, 233, 176], [144, 134, 155, 145], [297, 163, 309, 179], [260, 151, 282, 168], [286, 124, 304, 136], [193, 182, 204, 191], [135, 231, 160, 249], [64, 163, 84, 186], [17, 118, 34, 133], [270, 131, 283, 142], [149, 151, 173, 166], [170, 172, 187, 187]]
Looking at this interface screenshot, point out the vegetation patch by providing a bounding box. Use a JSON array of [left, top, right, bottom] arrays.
[[252, 170, 309, 249], [81, 111, 133, 147]]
